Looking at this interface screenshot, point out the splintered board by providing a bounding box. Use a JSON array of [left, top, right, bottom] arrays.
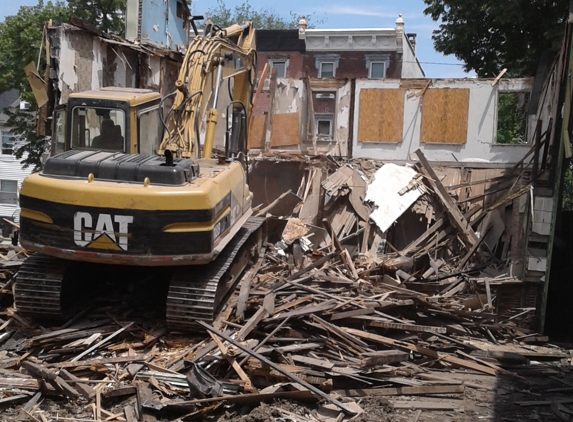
[[421, 88, 469, 144], [247, 113, 300, 148], [358, 88, 404, 143]]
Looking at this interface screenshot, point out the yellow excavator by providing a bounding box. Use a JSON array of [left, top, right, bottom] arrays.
[[14, 22, 265, 330]]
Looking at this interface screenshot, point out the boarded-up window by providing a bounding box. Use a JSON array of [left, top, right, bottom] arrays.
[[421, 88, 469, 144], [358, 88, 404, 143], [248, 113, 300, 148]]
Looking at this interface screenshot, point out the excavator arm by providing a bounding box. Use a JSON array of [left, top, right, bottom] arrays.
[[159, 22, 256, 159]]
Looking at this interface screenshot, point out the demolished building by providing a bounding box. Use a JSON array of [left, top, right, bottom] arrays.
[[0, 9, 572, 421]]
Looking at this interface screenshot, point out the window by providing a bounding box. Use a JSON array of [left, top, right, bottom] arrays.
[[138, 106, 163, 156], [369, 62, 385, 79], [319, 62, 335, 78], [315, 55, 340, 79], [311, 91, 336, 141], [0, 180, 18, 205], [496, 91, 530, 144], [268, 58, 288, 78], [53, 109, 66, 155], [315, 115, 334, 139], [365, 54, 390, 79], [1, 131, 14, 155], [71, 107, 126, 152]]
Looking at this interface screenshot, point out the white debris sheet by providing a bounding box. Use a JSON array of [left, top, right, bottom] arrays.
[[366, 163, 425, 233]]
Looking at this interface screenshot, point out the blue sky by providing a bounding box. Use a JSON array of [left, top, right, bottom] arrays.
[[1, 0, 473, 78]]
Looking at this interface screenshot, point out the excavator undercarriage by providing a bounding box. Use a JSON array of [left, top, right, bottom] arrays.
[[15, 217, 265, 329]]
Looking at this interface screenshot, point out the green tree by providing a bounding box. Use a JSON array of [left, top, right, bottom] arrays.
[[423, 0, 569, 77], [0, 1, 69, 170], [204, 0, 322, 29], [0, 1, 68, 92], [67, 0, 126, 35]]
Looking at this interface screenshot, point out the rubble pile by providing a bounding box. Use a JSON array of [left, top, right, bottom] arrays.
[[0, 152, 572, 421]]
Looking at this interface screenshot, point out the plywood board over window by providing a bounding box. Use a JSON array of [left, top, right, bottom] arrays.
[[247, 113, 300, 148], [358, 88, 404, 143], [421, 88, 470, 144]]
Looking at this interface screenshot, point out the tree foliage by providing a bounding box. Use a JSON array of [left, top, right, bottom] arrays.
[[423, 0, 569, 77], [0, 1, 69, 171], [67, 0, 126, 35], [204, 0, 322, 30], [0, 0, 68, 93]]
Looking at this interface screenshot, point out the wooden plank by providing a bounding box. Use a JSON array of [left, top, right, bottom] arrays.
[[236, 246, 267, 321], [368, 320, 447, 334], [264, 67, 278, 151], [236, 293, 275, 340], [344, 327, 500, 376], [360, 350, 410, 367], [390, 399, 464, 410], [415, 149, 479, 247], [270, 113, 300, 147], [208, 331, 255, 391], [49, 355, 146, 369], [291, 355, 334, 371], [421, 88, 469, 144], [358, 88, 404, 142], [335, 384, 464, 397], [70, 322, 134, 362], [330, 308, 375, 321], [59, 369, 94, 399], [197, 321, 357, 416]]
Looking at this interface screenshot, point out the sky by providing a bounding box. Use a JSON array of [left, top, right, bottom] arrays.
[[0, 0, 474, 78]]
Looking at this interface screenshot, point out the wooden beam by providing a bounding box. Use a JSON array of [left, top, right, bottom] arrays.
[[414, 149, 479, 248], [335, 384, 464, 397]]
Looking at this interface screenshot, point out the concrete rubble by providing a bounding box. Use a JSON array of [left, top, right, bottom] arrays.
[[0, 151, 572, 421]]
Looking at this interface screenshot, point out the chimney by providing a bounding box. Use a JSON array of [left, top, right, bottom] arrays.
[[298, 15, 308, 39]]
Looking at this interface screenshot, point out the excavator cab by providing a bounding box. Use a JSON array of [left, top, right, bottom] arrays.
[[52, 87, 163, 156]]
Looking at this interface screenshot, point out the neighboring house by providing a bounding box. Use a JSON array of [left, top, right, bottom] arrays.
[[250, 15, 424, 154], [0, 90, 32, 225]]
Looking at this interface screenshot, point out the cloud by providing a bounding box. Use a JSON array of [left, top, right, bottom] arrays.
[[313, 5, 395, 18]]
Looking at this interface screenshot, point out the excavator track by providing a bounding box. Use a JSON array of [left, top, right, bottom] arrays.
[[14, 254, 71, 319], [166, 216, 266, 330]]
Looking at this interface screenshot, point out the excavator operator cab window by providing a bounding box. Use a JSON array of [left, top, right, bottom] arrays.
[[138, 106, 163, 156], [71, 107, 126, 152]]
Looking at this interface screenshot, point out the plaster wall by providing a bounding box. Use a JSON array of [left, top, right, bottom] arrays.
[[352, 78, 533, 164]]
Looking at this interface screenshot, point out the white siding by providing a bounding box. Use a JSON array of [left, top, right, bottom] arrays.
[[0, 152, 33, 223]]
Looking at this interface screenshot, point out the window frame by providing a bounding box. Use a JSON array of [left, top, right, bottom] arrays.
[[0, 180, 18, 206], [70, 106, 127, 152], [269, 58, 288, 78], [315, 55, 340, 79], [1, 131, 14, 155], [315, 114, 334, 139], [368, 61, 386, 79], [319, 62, 335, 79], [137, 105, 163, 155]]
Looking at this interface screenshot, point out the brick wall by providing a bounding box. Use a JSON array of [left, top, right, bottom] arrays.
[[303, 51, 401, 79]]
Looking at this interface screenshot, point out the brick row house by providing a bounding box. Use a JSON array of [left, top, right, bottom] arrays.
[[249, 15, 424, 155]]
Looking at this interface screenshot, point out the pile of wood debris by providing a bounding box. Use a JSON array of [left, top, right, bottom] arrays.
[[1, 151, 572, 421]]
